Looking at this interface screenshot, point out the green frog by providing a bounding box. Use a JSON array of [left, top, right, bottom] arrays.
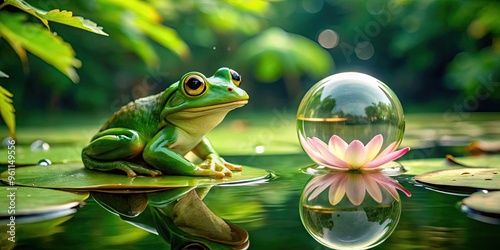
[[82, 67, 248, 178]]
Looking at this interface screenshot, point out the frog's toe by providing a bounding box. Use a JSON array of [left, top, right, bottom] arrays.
[[119, 162, 163, 177], [220, 158, 243, 171], [225, 163, 242, 171], [132, 166, 163, 177], [193, 167, 225, 178]]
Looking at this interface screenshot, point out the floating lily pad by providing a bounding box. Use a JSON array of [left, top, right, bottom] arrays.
[[460, 191, 500, 225], [414, 168, 500, 193], [462, 191, 500, 214], [0, 163, 271, 191], [400, 155, 500, 176], [0, 186, 89, 217]]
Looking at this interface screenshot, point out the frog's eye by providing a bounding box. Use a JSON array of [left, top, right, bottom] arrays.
[[183, 75, 206, 96], [229, 69, 241, 87]]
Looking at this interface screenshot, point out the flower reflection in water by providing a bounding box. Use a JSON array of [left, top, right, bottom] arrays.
[[300, 171, 411, 249]]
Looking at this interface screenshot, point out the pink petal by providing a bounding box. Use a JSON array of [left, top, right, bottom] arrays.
[[362, 173, 383, 203], [328, 174, 347, 205], [344, 140, 367, 169], [328, 135, 348, 159], [310, 137, 350, 169], [304, 175, 330, 199], [308, 180, 333, 201], [372, 174, 412, 201], [300, 135, 345, 170], [364, 134, 383, 163], [374, 141, 398, 160], [362, 147, 410, 169], [345, 173, 366, 206]]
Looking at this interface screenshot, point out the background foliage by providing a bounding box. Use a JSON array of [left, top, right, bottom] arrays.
[[0, 0, 499, 128]]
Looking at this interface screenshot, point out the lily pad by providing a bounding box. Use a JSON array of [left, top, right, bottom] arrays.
[[460, 191, 500, 225], [400, 154, 500, 176], [0, 186, 89, 217], [0, 163, 271, 191], [414, 168, 500, 193]]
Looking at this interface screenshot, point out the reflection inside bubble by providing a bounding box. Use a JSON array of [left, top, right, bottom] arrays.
[[300, 171, 403, 249]]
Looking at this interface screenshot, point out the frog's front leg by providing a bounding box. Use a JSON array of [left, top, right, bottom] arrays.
[[143, 128, 227, 178], [192, 137, 243, 177], [82, 128, 163, 177]]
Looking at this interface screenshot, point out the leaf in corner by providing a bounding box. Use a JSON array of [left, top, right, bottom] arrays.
[[4, 0, 107, 36], [0, 12, 81, 83], [40, 10, 108, 36], [0, 86, 16, 141]]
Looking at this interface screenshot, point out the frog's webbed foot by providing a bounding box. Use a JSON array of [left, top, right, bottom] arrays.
[[82, 153, 163, 177], [116, 161, 163, 177], [194, 154, 242, 178]]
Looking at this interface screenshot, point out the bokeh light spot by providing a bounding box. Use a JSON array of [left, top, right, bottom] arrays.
[[302, 0, 324, 14], [318, 29, 339, 49], [355, 42, 375, 60]]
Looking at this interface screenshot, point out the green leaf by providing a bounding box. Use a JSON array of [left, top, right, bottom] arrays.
[[4, 0, 108, 36], [0, 12, 81, 83], [238, 27, 334, 82], [135, 18, 190, 60], [40, 10, 108, 36], [0, 86, 16, 141], [100, 0, 162, 22], [0, 163, 271, 191], [3, 0, 50, 29]]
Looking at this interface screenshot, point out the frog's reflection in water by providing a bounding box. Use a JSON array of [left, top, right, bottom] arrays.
[[92, 187, 249, 250], [300, 170, 410, 250]]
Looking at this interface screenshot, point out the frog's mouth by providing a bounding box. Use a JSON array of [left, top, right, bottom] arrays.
[[183, 100, 248, 113]]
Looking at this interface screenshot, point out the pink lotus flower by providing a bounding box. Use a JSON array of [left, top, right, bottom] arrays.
[[304, 171, 412, 206], [299, 134, 410, 171]]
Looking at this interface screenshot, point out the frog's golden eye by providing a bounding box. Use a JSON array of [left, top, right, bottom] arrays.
[[229, 69, 241, 87], [183, 75, 206, 96]]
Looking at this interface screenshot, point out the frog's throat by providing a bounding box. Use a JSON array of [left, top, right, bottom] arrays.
[[182, 100, 248, 112], [161, 99, 248, 137]]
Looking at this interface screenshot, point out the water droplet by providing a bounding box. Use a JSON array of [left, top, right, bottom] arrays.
[[212, 46, 217, 50], [227, 47, 232, 51], [30, 140, 50, 151], [2, 137, 13, 147], [255, 145, 265, 154], [37, 159, 52, 166]]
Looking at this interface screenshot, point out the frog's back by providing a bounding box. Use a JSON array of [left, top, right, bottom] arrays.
[[100, 92, 166, 139]]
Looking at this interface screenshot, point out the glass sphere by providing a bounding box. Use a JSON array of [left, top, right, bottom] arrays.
[[299, 173, 401, 249], [297, 72, 405, 153]]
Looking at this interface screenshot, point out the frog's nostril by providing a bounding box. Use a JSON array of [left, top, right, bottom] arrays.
[[227, 87, 233, 92]]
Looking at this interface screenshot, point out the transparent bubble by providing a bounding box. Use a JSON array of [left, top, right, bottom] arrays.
[[297, 72, 405, 156], [300, 172, 401, 249], [30, 139, 50, 151], [37, 159, 52, 166]]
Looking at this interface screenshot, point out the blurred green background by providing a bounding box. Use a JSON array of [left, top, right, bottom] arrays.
[[0, 0, 499, 127]]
